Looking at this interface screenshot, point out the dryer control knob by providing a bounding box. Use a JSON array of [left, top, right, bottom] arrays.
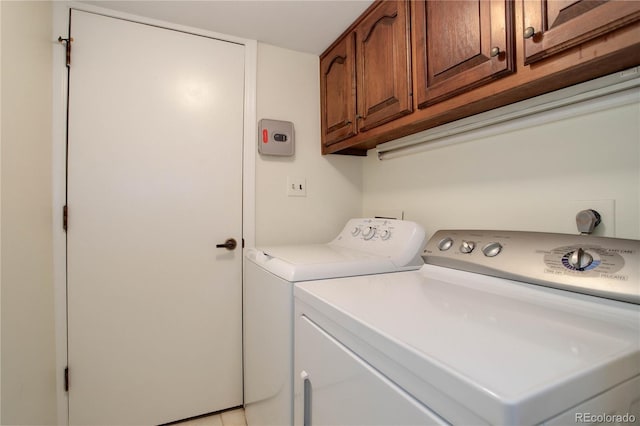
[[438, 237, 454, 251], [482, 242, 502, 257], [351, 227, 361, 236], [380, 229, 391, 240], [460, 241, 475, 254], [567, 248, 594, 270]]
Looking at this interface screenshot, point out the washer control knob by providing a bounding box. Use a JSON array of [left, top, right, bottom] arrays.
[[482, 242, 502, 257], [567, 248, 593, 269], [438, 237, 454, 251], [362, 226, 376, 240], [460, 241, 475, 254], [351, 227, 361, 236], [380, 229, 391, 240]]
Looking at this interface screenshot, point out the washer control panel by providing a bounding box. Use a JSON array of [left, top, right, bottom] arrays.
[[346, 219, 400, 242], [331, 218, 427, 268], [423, 230, 639, 304]]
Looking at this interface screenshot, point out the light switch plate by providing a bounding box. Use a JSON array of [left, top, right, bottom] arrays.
[[287, 177, 306, 197]]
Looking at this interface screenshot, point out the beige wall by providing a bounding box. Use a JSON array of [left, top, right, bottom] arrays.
[[363, 96, 640, 240], [255, 43, 363, 246], [1, 2, 57, 425]]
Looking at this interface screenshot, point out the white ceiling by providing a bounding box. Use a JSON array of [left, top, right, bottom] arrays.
[[84, 1, 374, 55]]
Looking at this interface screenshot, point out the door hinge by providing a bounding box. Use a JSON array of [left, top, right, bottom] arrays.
[[63, 205, 68, 231], [242, 238, 245, 248], [58, 36, 73, 67], [64, 367, 69, 392]]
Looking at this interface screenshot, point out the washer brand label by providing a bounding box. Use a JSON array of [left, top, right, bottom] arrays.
[[601, 273, 628, 281]]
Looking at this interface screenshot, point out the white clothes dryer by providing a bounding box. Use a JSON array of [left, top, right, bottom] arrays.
[[243, 218, 427, 426], [294, 230, 640, 425]]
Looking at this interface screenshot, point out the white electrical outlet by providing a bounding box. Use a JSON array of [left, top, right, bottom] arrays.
[[287, 177, 306, 197]]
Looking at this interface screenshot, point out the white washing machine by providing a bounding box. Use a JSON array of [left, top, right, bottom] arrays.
[[294, 230, 640, 425], [243, 218, 427, 426]]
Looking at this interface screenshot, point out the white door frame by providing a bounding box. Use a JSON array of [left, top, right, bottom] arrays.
[[52, 3, 257, 424]]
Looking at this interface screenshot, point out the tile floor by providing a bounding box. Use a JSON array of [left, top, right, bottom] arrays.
[[174, 407, 247, 426]]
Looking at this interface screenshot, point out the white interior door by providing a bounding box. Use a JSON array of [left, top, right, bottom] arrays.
[[66, 10, 244, 425]]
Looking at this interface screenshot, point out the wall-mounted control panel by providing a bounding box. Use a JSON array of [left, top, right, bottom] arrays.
[[259, 119, 294, 156], [423, 230, 640, 304]]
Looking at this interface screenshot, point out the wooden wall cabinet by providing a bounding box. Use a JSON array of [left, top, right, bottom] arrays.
[[523, 0, 640, 65], [320, 1, 412, 152], [414, 0, 515, 108], [320, 0, 640, 155], [320, 35, 357, 147], [355, 1, 413, 132]]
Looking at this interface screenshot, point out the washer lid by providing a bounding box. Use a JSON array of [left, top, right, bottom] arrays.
[[244, 218, 427, 281], [294, 264, 640, 425], [246, 245, 416, 282]]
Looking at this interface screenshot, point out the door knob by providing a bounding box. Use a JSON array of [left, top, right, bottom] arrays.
[[216, 238, 237, 251]]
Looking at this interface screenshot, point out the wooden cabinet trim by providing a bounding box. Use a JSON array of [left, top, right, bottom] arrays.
[[361, 11, 398, 43]]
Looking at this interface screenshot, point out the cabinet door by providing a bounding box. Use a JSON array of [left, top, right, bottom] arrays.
[[356, 0, 412, 132], [415, 0, 515, 109], [294, 315, 446, 426], [523, 0, 640, 64], [320, 34, 357, 148]]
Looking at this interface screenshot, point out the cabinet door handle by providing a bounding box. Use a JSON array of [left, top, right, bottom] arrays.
[[301, 370, 311, 426], [490, 47, 500, 57], [524, 26, 536, 39]]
